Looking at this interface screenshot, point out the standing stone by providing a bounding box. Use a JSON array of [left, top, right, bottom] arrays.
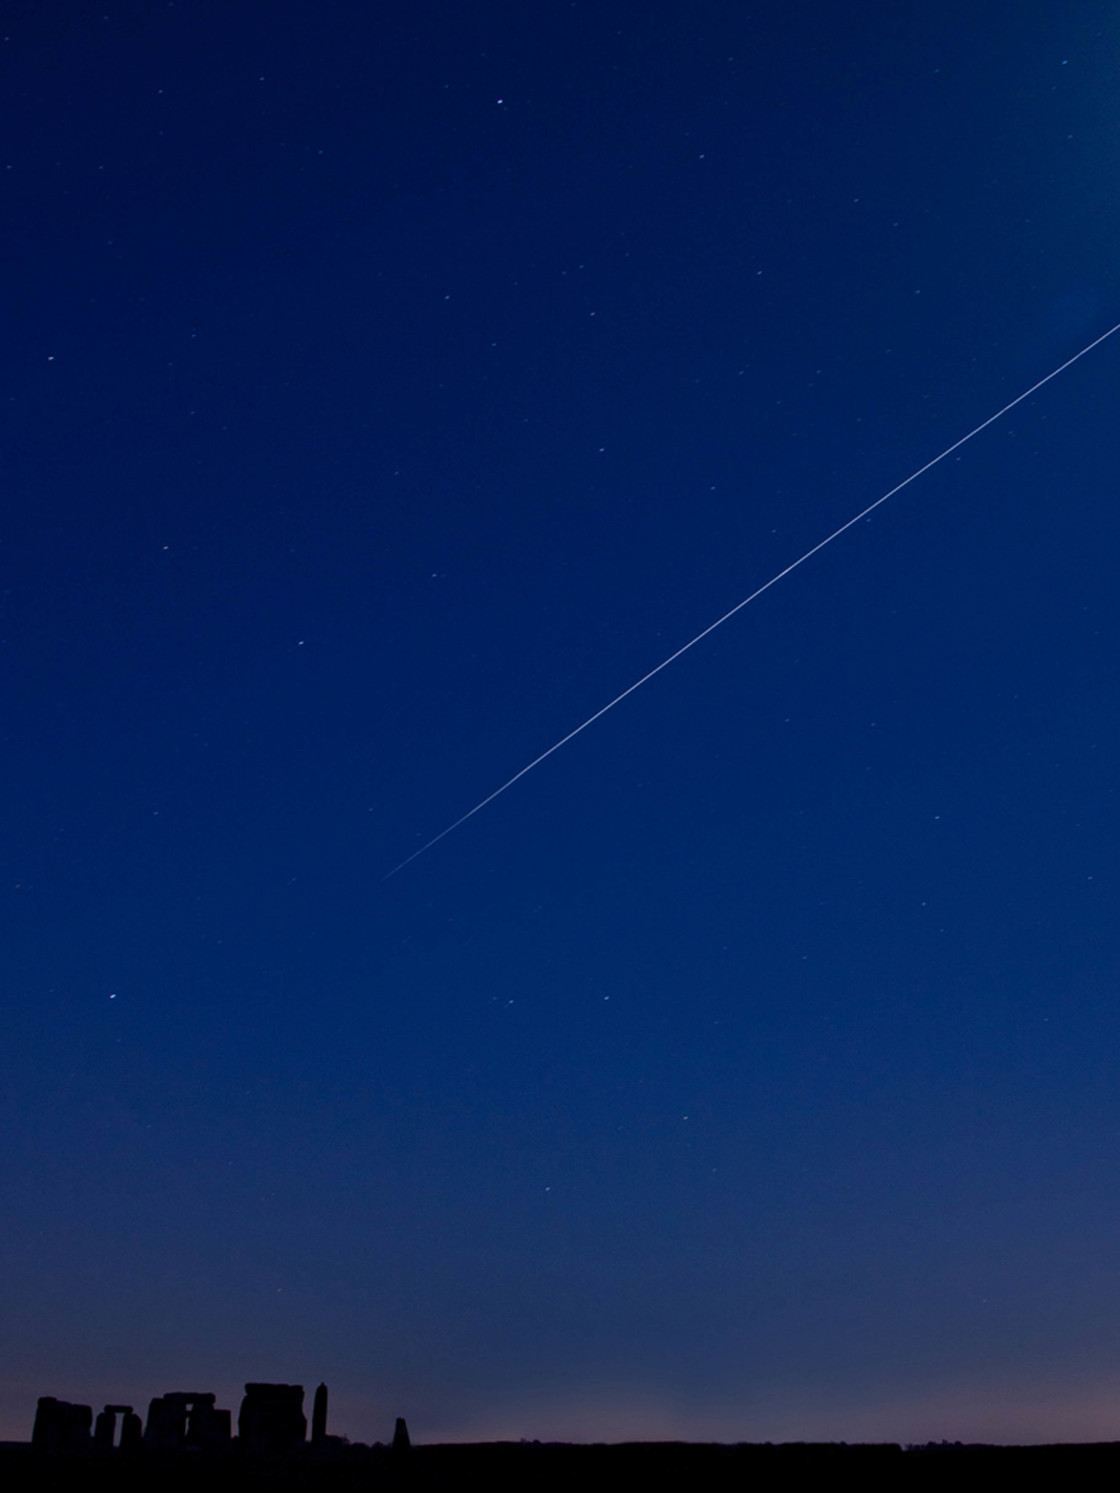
[[144, 1394, 187, 1448], [144, 1392, 230, 1449], [120, 1410, 143, 1450], [311, 1383, 328, 1445], [238, 1383, 307, 1454], [32, 1397, 92, 1452], [392, 1416, 411, 1452], [31, 1397, 63, 1450], [186, 1394, 231, 1447]]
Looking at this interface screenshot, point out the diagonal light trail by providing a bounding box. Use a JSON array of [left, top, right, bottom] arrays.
[[385, 319, 1120, 878]]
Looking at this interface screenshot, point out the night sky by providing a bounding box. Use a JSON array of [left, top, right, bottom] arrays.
[[4, 0, 1120, 1448]]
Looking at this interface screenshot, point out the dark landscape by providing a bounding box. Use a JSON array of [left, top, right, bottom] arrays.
[[4, 1382, 1120, 1491]]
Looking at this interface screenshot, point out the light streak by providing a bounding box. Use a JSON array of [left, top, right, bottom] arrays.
[[385, 320, 1120, 878]]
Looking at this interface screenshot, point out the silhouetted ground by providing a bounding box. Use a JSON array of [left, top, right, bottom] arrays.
[[5, 1440, 1120, 1491]]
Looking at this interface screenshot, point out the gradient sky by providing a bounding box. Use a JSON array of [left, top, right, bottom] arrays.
[[3, 0, 1120, 1447]]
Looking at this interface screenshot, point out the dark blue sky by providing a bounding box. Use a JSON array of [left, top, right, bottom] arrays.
[[3, 0, 1120, 1445]]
